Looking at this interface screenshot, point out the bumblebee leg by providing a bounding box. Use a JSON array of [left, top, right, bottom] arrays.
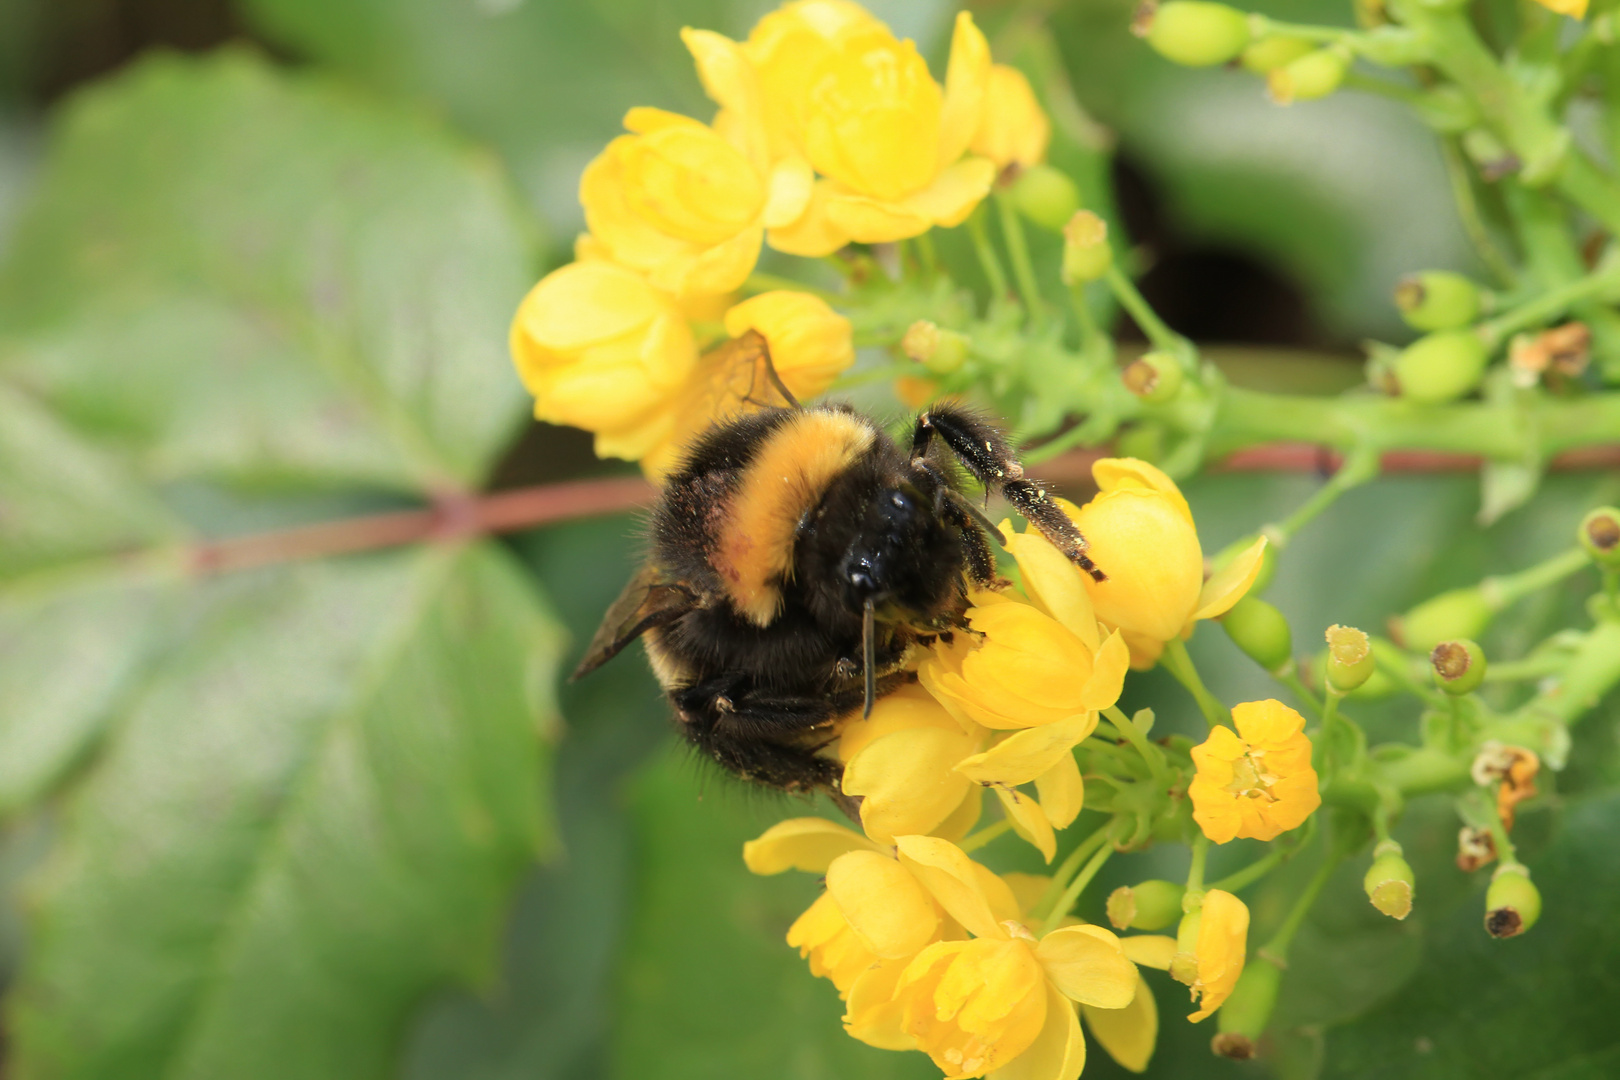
[[911, 406, 1106, 582], [941, 495, 999, 586]]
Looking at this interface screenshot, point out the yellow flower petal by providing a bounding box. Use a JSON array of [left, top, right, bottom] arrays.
[[827, 849, 942, 959], [803, 26, 941, 200], [1002, 522, 1099, 650], [1188, 890, 1249, 1022], [996, 785, 1057, 863], [680, 28, 768, 167], [765, 178, 850, 256], [1190, 535, 1267, 623], [972, 65, 1051, 170], [936, 11, 991, 170], [1119, 935, 1177, 971], [1035, 924, 1137, 1009], [743, 816, 884, 874], [1035, 753, 1084, 830], [787, 891, 879, 993], [895, 835, 1009, 940], [722, 289, 855, 400], [845, 960, 916, 1050], [1080, 972, 1158, 1074], [845, 726, 978, 843], [988, 981, 1086, 1080], [1000, 873, 1054, 922], [822, 185, 933, 244], [955, 713, 1095, 787], [762, 155, 816, 228], [902, 156, 997, 228], [900, 939, 1050, 1078], [1078, 630, 1129, 711], [933, 785, 985, 843], [1091, 458, 1192, 524]]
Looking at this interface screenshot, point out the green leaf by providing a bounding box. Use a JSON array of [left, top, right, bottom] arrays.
[[610, 752, 936, 1080], [10, 542, 562, 1080], [1322, 792, 1620, 1078], [0, 50, 537, 492]]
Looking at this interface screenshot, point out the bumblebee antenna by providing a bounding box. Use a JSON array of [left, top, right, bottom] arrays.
[[861, 598, 876, 718], [759, 341, 802, 410]]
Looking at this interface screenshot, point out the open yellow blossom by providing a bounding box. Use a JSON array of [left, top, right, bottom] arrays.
[[580, 30, 812, 296], [920, 592, 1129, 731], [1533, 0, 1588, 17], [954, 713, 1092, 861], [766, 11, 997, 255], [838, 684, 984, 844], [1189, 699, 1321, 843], [509, 260, 696, 461], [1059, 459, 1267, 667], [638, 289, 855, 477], [1169, 890, 1249, 1022], [888, 836, 1139, 1079], [970, 64, 1050, 171]]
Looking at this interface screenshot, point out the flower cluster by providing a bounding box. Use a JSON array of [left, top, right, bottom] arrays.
[[508, 0, 1053, 477]]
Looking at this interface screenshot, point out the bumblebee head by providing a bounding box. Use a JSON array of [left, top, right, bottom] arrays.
[[835, 486, 960, 622]]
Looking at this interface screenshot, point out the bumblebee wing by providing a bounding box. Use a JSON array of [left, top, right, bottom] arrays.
[[570, 563, 697, 681]]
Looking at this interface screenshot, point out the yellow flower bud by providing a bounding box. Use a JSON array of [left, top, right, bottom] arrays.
[[1064, 458, 1266, 666], [1390, 586, 1493, 652], [1141, 2, 1253, 67], [509, 260, 696, 460], [1267, 46, 1350, 105], [1395, 270, 1482, 332], [1392, 329, 1491, 404], [971, 64, 1051, 171], [1189, 700, 1321, 844], [1061, 210, 1113, 284], [1170, 889, 1249, 1022], [1009, 164, 1080, 232]]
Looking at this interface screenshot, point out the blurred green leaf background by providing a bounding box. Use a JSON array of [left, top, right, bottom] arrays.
[[0, 1, 1615, 1078]]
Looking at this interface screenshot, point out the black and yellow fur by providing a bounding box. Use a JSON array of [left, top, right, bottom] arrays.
[[573, 402, 1103, 794]]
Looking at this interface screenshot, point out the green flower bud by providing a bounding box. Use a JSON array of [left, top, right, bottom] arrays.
[[1108, 879, 1188, 931], [1325, 624, 1375, 693], [1061, 210, 1113, 285], [1485, 864, 1541, 938], [1394, 271, 1482, 331], [1140, 2, 1253, 67], [1169, 907, 1202, 986], [1223, 596, 1293, 673], [1212, 959, 1282, 1059], [1392, 329, 1491, 404], [1579, 506, 1620, 568], [1431, 638, 1487, 695], [1268, 46, 1350, 104], [1121, 350, 1185, 403], [1010, 164, 1081, 232], [1390, 587, 1493, 652], [901, 320, 969, 375], [1240, 35, 1313, 73], [1363, 839, 1416, 920]]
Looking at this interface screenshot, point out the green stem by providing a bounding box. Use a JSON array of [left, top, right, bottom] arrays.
[[1067, 280, 1106, 354], [1185, 833, 1210, 894], [968, 207, 1011, 302], [1440, 139, 1518, 288], [1482, 547, 1591, 609], [1103, 705, 1169, 784], [1034, 823, 1114, 925], [996, 191, 1048, 331], [1161, 638, 1230, 728], [1208, 847, 1287, 895], [915, 230, 940, 278], [1041, 843, 1114, 935], [1269, 448, 1382, 545], [1319, 689, 1345, 779], [1105, 264, 1187, 359], [1260, 843, 1343, 963], [1477, 258, 1620, 349], [1516, 618, 1620, 726], [958, 819, 1014, 853], [1276, 667, 1325, 720]]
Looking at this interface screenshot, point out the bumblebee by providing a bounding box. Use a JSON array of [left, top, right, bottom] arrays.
[[574, 362, 1103, 796]]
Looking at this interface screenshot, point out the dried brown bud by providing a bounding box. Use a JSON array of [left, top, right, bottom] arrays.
[[1509, 321, 1591, 387], [1456, 825, 1497, 872]]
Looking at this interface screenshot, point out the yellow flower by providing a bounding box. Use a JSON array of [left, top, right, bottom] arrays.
[[766, 12, 997, 255], [1168, 889, 1249, 1022], [509, 260, 696, 461], [580, 30, 813, 296], [1063, 458, 1266, 667], [889, 836, 1139, 1079], [1188, 699, 1321, 844], [970, 64, 1050, 171], [745, 0, 886, 157], [953, 714, 1094, 862], [921, 592, 1129, 731], [1533, 0, 1588, 17], [838, 684, 984, 844], [637, 289, 855, 477]]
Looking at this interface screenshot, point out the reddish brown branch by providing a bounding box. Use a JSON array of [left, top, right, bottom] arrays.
[[187, 444, 1620, 576]]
